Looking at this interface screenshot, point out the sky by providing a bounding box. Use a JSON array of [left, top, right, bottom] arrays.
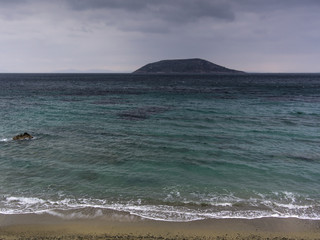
[[0, 0, 319, 73]]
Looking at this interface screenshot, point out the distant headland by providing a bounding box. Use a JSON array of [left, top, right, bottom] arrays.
[[133, 58, 244, 74]]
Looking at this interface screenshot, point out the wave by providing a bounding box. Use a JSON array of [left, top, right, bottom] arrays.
[[0, 136, 37, 142], [0, 138, 11, 142], [1, 192, 320, 222]]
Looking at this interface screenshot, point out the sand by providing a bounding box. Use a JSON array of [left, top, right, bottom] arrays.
[[0, 211, 320, 239]]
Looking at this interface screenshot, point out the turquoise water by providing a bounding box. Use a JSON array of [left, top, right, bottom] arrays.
[[1, 73, 320, 221]]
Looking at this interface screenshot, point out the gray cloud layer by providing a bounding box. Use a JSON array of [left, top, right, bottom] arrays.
[[0, 0, 319, 72], [67, 0, 235, 21]]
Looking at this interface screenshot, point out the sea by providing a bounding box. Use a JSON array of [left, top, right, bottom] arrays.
[[0, 73, 320, 222]]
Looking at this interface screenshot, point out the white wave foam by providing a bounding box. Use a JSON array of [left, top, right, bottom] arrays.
[[1, 194, 320, 222], [0, 138, 11, 142], [45, 209, 104, 220], [0, 136, 36, 142], [272, 202, 312, 210], [6, 196, 45, 205]]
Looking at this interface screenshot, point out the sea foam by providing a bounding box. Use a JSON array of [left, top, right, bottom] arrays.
[[0, 138, 11, 142], [1, 194, 320, 222]]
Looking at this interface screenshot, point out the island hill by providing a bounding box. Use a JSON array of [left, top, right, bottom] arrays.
[[133, 58, 244, 74]]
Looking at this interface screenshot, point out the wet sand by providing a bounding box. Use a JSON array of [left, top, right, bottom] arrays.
[[1, 212, 320, 239]]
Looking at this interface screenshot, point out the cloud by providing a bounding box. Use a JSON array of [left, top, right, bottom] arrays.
[[0, 0, 27, 5], [65, 0, 235, 30], [66, 0, 148, 11], [0, 0, 320, 72]]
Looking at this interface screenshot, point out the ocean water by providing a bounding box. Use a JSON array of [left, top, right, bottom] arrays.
[[0, 73, 320, 221]]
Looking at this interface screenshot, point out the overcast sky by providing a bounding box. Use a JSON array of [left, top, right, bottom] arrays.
[[0, 0, 319, 73]]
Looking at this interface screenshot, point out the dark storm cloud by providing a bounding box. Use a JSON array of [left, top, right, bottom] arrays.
[[1, 0, 319, 24], [64, 0, 320, 24], [66, 0, 147, 11], [234, 0, 320, 11], [66, 0, 235, 23], [0, 0, 320, 72]]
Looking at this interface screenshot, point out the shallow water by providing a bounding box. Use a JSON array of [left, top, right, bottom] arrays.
[[1, 73, 320, 221]]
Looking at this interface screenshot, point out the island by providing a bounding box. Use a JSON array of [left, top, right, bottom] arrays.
[[133, 58, 244, 74]]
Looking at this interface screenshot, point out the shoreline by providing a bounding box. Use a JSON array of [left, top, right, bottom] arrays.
[[1, 211, 320, 239]]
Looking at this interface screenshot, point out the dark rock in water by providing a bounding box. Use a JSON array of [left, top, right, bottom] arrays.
[[13, 132, 33, 140], [133, 58, 244, 74]]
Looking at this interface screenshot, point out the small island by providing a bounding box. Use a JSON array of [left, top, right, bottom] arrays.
[[133, 58, 244, 74]]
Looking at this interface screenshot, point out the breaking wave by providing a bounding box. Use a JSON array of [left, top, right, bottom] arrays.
[[1, 192, 320, 222]]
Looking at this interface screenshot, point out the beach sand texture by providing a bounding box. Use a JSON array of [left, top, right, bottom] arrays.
[[1, 213, 320, 239]]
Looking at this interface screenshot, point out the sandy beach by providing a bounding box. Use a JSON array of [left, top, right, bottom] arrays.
[[1, 211, 320, 240]]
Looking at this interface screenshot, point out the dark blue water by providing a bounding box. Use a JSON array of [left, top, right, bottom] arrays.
[[1, 73, 320, 221]]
